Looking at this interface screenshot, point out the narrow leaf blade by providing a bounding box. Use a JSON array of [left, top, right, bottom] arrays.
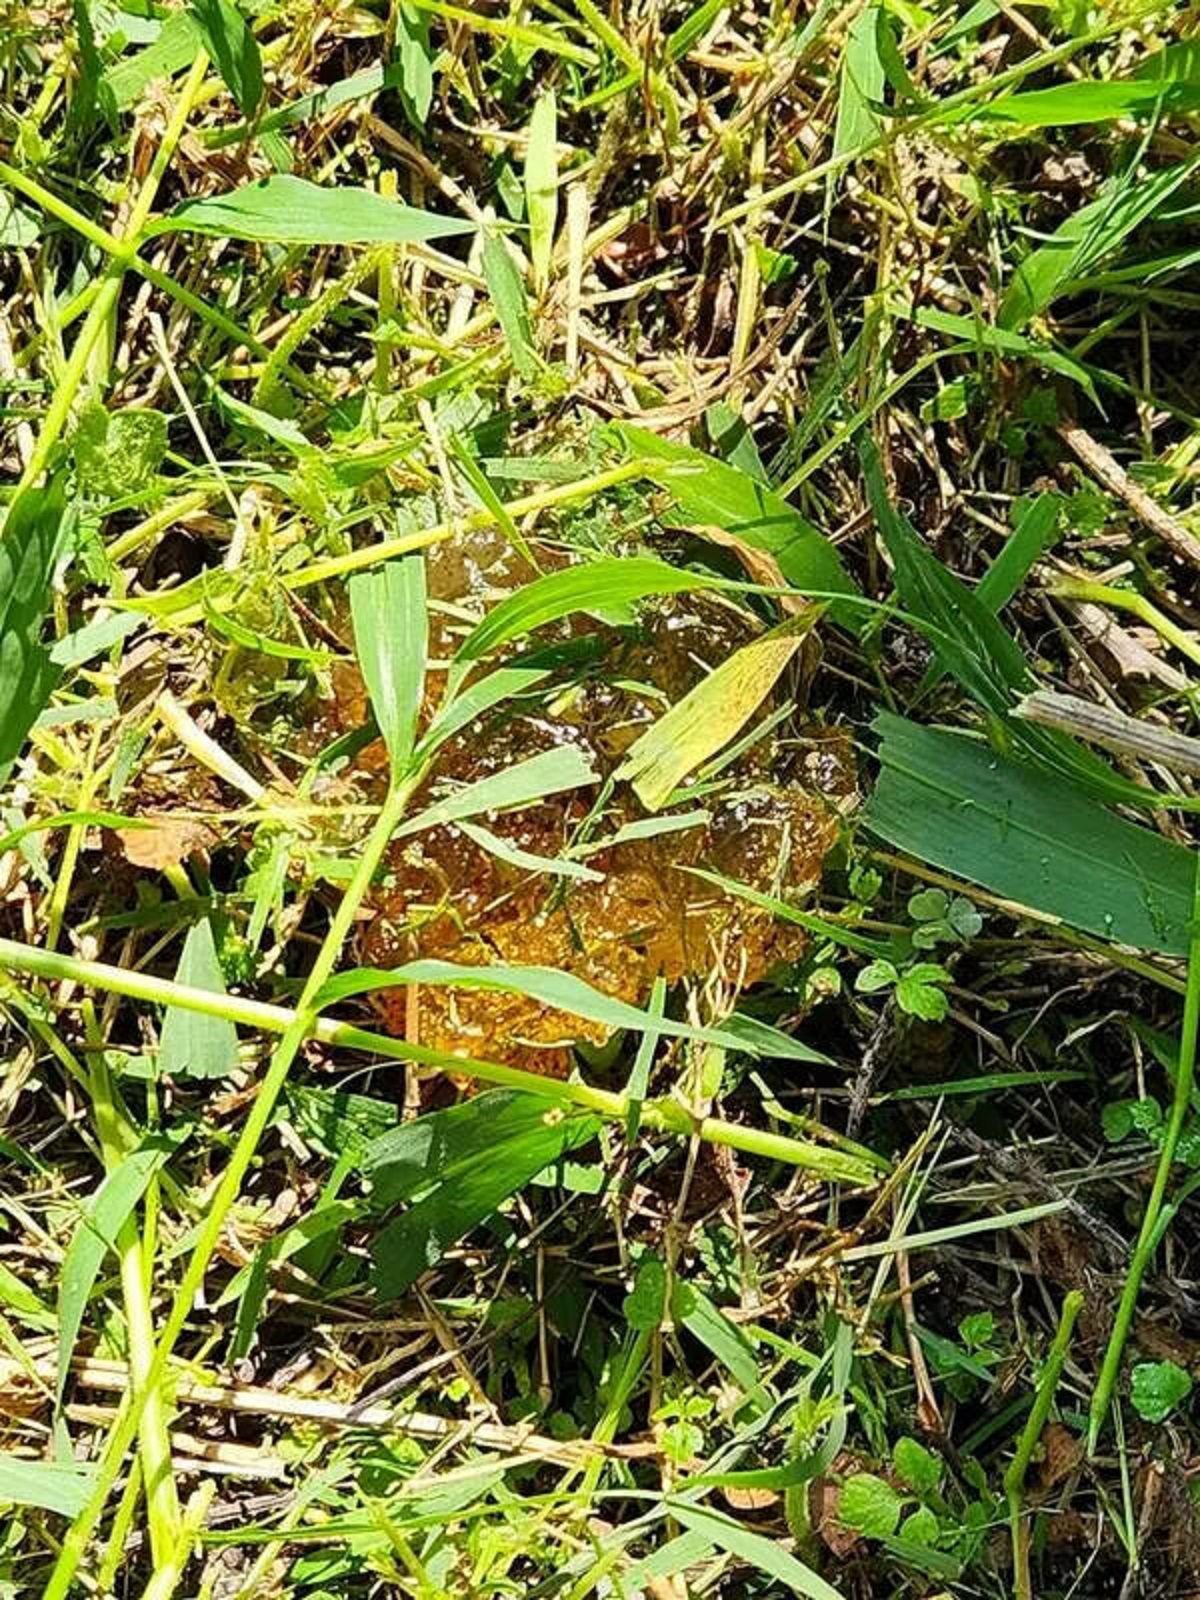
[[148, 176, 476, 245], [57, 1135, 181, 1404], [866, 713, 1194, 954], [397, 745, 597, 837], [617, 632, 804, 810], [0, 480, 67, 781], [526, 89, 557, 293], [349, 554, 427, 777], [159, 920, 240, 1079], [189, 0, 262, 115]]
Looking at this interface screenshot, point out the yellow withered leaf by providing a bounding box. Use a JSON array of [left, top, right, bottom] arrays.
[[615, 631, 804, 811]]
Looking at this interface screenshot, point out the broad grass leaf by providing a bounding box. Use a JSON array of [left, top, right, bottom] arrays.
[[102, 9, 201, 109], [454, 556, 724, 664], [190, 0, 262, 116], [616, 630, 805, 809], [526, 90, 557, 293], [159, 919, 240, 1079], [363, 1091, 600, 1295], [317, 958, 825, 1059], [148, 175, 476, 244], [457, 819, 603, 882], [285, 1083, 398, 1163], [395, 2, 433, 125], [672, 1280, 760, 1390], [0, 480, 66, 782], [397, 745, 597, 836], [349, 554, 427, 777], [613, 424, 860, 628], [57, 1134, 182, 1404], [998, 155, 1200, 329], [362, 1089, 578, 1203], [833, 5, 886, 161], [866, 713, 1194, 954], [0, 1458, 97, 1518], [666, 1500, 846, 1599], [482, 234, 536, 376], [974, 79, 1200, 127]]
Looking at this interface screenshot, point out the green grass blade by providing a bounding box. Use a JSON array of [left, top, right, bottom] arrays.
[[525, 90, 557, 295], [0, 1458, 97, 1518], [0, 479, 66, 780], [866, 712, 1194, 954], [666, 1500, 846, 1599], [397, 744, 597, 836], [365, 1092, 602, 1295], [189, 0, 263, 116], [616, 627, 807, 809], [614, 424, 860, 627], [146, 175, 477, 243], [454, 555, 724, 664], [57, 1134, 182, 1406], [349, 554, 427, 778], [482, 233, 537, 376]]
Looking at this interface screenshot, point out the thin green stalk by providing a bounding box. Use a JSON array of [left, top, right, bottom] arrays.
[[252, 247, 380, 408], [0, 160, 120, 255], [1047, 577, 1200, 671], [96, 1457, 143, 1596], [1005, 1290, 1084, 1600], [0, 935, 876, 1185], [0, 157, 322, 387], [84, 1004, 180, 1566], [4, 53, 209, 513], [39, 768, 422, 1600], [1088, 853, 1200, 1454], [574, 1327, 653, 1502], [284, 460, 656, 590]]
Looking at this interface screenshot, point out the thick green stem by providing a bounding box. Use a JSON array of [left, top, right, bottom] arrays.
[[1088, 854, 1200, 1453], [1005, 1290, 1083, 1600], [0, 935, 874, 1185]]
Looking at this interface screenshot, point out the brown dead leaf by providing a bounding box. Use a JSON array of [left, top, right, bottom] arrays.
[[114, 817, 217, 870], [691, 524, 810, 617], [1044, 1510, 1091, 1550], [721, 1484, 780, 1512], [0, 1357, 48, 1422], [1037, 1422, 1083, 1491], [811, 1475, 861, 1559]]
